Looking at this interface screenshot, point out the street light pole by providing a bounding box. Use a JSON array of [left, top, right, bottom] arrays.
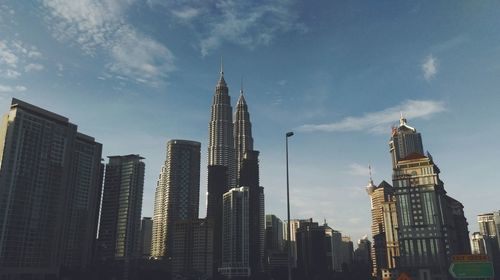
[[285, 131, 294, 280]]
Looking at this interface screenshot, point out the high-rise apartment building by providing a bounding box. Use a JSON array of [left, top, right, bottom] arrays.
[[0, 99, 103, 279], [390, 116, 470, 280], [208, 64, 235, 187], [151, 140, 200, 259], [219, 187, 250, 278], [98, 155, 145, 260]]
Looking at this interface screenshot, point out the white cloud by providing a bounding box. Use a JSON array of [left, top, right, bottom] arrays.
[[6, 69, 21, 79], [166, 1, 306, 56], [42, 0, 174, 84], [171, 7, 201, 20], [0, 84, 27, 93], [24, 63, 45, 72], [298, 99, 445, 134], [0, 41, 19, 66], [347, 163, 373, 177], [422, 55, 437, 81], [0, 40, 44, 79]]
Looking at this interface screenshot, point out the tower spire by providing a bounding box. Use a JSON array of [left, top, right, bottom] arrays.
[[369, 164, 373, 184], [220, 56, 224, 76], [240, 76, 243, 94]]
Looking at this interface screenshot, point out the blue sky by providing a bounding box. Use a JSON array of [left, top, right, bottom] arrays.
[[1, 0, 500, 241]]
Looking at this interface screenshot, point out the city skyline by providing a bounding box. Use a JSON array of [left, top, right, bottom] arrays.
[[1, 1, 500, 242]]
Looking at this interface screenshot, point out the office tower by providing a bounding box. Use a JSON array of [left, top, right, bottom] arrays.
[[151, 140, 200, 259], [328, 229, 344, 272], [295, 221, 327, 279], [265, 215, 284, 252], [98, 155, 145, 260], [382, 196, 399, 270], [390, 116, 470, 280], [206, 165, 228, 274], [341, 236, 354, 266], [470, 232, 486, 255], [171, 219, 213, 279], [366, 175, 395, 278], [234, 88, 253, 186], [219, 187, 250, 278], [284, 218, 314, 267], [208, 63, 235, 187], [140, 217, 153, 257], [353, 237, 372, 279], [239, 150, 265, 274], [0, 98, 102, 279], [389, 114, 424, 168], [477, 212, 500, 272], [321, 222, 337, 273]]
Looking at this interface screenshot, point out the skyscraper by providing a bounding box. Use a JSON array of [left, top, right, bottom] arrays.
[[151, 140, 200, 259], [219, 187, 250, 278], [234, 87, 253, 186], [265, 215, 284, 252], [206, 165, 228, 274], [98, 155, 145, 260], [390, 116, 470, 280], [477, 212, 500, 272], [239, 150, 265, 274], [365, 173, 395, 278], [140, 217, 153, 258], [208, 62, 235, 187], [389, 114, 424, 168], [0, 99, 103, 279]]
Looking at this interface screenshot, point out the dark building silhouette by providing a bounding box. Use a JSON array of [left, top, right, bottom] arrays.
[[140, 217, 153, 258], [206, 165, 228, 277], [239, 150, 265, 276], [295, 221, 328, 279], [171, 218, 213, 279], [0, 98, 103, 279], [98, 155, 145, 261]]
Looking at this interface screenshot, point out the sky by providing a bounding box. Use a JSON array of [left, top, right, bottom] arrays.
[[1, 0, 500, 242]]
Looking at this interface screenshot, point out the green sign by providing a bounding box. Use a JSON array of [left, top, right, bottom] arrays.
[[449, 261, 494, 279]]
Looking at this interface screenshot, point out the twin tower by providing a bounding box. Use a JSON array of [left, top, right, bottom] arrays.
[[151, 62, 264, 279]]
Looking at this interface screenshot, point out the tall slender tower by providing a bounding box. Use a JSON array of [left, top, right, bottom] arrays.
[[98, 155, 145, 260], [208, 61, 235, 187], [151, 140, 200, 258], [234, 83, 253, 186]]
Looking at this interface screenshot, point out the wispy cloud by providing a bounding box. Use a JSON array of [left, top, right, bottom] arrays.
[[42, 0, 174, 84], [346, 163, 373, 177], [25, 63, 45, 72], [422, 55, 437, 81], [165, 1, 306, 56], [0, 84, 27, 93], [298, 99, 445, 134], [0, 40, 44, 79]]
